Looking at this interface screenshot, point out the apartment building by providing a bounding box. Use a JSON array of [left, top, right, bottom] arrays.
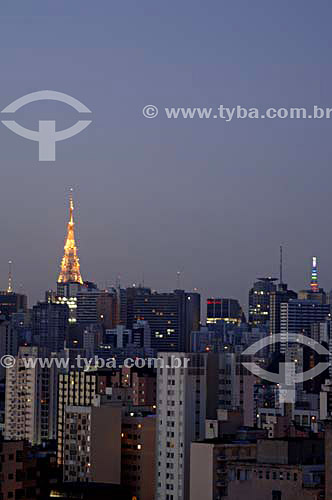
[[155, 352, 219, 500], [121, 410, 156, 500], [5, 346, 57, 445], [62, 404, 122, 484], [57, 370, 98, 464], [62, 401, 156, 500]]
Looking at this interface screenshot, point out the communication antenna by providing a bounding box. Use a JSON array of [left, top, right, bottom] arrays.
[[176, 271, 181, 289], [310, 256, 318, 292], [7, 260, 13, 293]]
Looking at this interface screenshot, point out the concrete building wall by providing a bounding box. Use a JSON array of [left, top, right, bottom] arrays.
[[190, 441, 256, 499], [243, 373, 256, 427], [227, 465, 322, 500], [257, 440, 289, 465], [91, 405, 122, 484], [190, 443, 214, 500], [132, 371, 156, 406]]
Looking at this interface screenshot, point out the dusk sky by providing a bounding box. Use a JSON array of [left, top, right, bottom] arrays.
[[1, 1, 332, 312]]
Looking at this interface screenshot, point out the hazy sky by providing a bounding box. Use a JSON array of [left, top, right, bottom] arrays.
[[1, 1, 332, 313]]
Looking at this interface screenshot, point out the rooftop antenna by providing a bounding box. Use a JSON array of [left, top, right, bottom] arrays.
[[7, 260, 13, 293], [279, 245, 283, 284], [176, 271, 181, 289]]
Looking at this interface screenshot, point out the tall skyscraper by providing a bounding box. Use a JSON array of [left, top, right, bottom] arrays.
[[128, 287, 200, 351], [32, 301, 69, 352], [76, 286, 102, 325], [0, 291, 27, 321], [248, 277, 277, 326], [57, 190, 83, 297], [0, 320, 17, 379], [96, 289, 118, 328], [206, 298, 244, 325], [280, 299, 331, 352], [269, 283, 297, 343], [156, 352, 219, 500], [125, 286, 151, 329]]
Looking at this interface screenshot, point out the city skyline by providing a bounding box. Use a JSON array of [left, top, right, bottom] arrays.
[[0, 191, 330, 312], [0, 188, 332, 314]]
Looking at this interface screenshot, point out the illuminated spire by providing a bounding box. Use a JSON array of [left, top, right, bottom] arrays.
[[57, 189, 83, 285], [7, 260, 13, 293], [69, 188, 74, 224], [310, 256, 318, 292]]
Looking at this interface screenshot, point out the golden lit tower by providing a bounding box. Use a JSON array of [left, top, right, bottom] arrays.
[[58, 189, 83, 285]]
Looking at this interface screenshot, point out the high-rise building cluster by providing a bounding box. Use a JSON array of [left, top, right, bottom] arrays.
[[1, 195, 332, 499]]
